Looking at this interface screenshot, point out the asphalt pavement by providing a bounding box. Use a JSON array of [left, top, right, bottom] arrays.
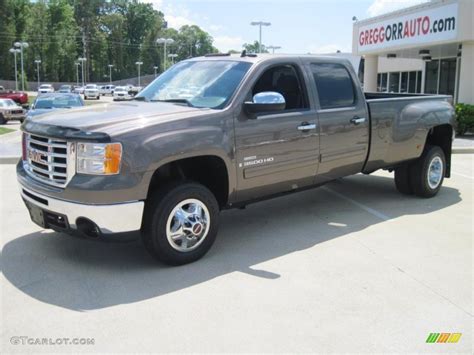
[[1, 155, 472, 353]]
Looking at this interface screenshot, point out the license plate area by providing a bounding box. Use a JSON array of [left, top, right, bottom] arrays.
[[23, 199, 69, 230]]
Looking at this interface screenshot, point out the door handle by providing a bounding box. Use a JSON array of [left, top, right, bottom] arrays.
[[350, 117, 366, 125], [297, 122, 317, 131]]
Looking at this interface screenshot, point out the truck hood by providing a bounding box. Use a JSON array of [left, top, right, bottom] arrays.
[[25, 100, 212, 136]]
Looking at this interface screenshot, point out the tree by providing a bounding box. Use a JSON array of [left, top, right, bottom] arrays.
[[0, 0, 219, 84], [0, 0, 16, 81], [177, 25, 218, 60], [243, 41, 269, 54]]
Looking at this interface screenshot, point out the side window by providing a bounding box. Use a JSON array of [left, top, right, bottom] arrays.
[[252, 64, 308, 111], [311, 63, 355, 109]]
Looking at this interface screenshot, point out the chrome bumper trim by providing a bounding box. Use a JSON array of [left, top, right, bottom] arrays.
[[20, 184, 144, 234]]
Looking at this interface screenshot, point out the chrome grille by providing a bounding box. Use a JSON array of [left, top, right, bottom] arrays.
[[24, 133, 75, 187]]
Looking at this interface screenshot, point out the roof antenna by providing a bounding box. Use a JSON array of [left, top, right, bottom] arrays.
[[241, 49, 247, 57]]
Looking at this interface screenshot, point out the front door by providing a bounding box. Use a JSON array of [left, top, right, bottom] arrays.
[[234, 62, 320, 202]]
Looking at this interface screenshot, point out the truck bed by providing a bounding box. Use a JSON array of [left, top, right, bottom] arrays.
[[362, 93, 453, 173]]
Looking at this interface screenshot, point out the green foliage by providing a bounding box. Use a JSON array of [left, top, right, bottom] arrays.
[[0, 127, 15, 135], [0, 0, 218, 83], [455, 103, 474, 135], [242, 41, 268, 54]]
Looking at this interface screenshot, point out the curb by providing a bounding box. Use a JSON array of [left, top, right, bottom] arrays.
[[0, 156, 19, 164], [452, 147, 474, 154]]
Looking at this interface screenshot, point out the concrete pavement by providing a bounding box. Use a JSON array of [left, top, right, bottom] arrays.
[[1, 155, 472, 353]]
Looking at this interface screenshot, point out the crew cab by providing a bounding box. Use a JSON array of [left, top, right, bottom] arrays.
[[17, 54, 455, 265], [0, 86, 28, 106]]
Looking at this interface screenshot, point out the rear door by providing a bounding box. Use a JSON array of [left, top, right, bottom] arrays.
[[234, 60, 320, 202], [305, 60, 369, 183]]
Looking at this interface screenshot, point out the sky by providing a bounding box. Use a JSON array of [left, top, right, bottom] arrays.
[[142, 0, 429, 53]]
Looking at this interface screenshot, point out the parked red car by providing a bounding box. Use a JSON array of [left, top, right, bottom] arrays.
[[0, 86, 28, 106]]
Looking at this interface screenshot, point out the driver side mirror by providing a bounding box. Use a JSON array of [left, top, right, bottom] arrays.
[[244, 91, 286, 118]]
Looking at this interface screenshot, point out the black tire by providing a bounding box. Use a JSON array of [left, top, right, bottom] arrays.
[[394, 164, 413, 195], [409, 145, 445, 198], [0, 113, 6, 125], [142, 182, 219, 265]]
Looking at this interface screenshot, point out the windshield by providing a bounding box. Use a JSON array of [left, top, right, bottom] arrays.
[[40, 85, 50, 89], [86, 85, 96, 89], [0, 99, 17, 107], [34, 95, 83, 109], [115, 87, 126, 92], [136, 60, 252, 109]]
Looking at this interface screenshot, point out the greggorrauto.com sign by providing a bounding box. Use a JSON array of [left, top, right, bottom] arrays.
[[358, 3, 458, 53]]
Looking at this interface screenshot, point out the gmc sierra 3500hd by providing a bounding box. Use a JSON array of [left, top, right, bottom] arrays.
[[17, 54, 455, 265]]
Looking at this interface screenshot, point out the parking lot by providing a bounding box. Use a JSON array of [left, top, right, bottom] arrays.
[[0, 154, 472, 353]]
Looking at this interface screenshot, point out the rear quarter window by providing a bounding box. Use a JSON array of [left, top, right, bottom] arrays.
[[311, 63, 355, 109]]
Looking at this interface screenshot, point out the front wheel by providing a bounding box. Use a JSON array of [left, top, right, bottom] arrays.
[[142, 182, 219, 265], [0, 113, 6, 125]]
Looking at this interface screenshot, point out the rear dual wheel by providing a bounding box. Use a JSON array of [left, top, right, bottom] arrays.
[[394, 145, 445, 198]]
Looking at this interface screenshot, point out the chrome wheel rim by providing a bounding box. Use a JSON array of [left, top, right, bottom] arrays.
[[427, 156, 443, 189], [166, 199, 210, 252]]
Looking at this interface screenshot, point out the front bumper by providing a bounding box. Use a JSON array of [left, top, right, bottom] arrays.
[[5, 113, 25, 120], [20, 184, 144, 235]]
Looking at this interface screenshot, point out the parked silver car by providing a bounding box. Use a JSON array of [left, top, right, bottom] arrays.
[[0, 98, 26, 124]]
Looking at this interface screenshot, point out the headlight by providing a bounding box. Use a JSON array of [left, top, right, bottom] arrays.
[[76, 142, 122, 175]]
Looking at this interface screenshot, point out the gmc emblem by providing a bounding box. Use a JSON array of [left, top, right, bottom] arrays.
[[28, 149, 47, 164]]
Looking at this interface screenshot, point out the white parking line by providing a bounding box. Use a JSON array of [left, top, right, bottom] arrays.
[[452, 172, 474, 180], [322, 186, 390, 221]]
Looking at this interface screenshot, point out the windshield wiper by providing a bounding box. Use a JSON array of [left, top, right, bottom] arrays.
[[151, 99, 195, 107]]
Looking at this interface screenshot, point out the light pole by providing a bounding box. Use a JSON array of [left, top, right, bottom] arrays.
[[108, 64, 114, 84], [135, 61, 143, 88], [153, 66, 158, 78], [168, 53, 178, 65], [74, 62, 80, 86], [250, 21, 271, 53], [267, 45, 281, 54], [14, 41, 28, 91], [78, 57, 86, 87], [156, 38, 174, 70], [9, 48, 20, 91], [34, 59, 41, 89]]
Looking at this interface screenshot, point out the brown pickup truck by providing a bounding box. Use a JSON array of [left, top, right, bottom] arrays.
[[17, 54, 455, 265]]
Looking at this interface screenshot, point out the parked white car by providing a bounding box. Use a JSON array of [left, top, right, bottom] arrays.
[[100, 85, 115, 96], [73, 86, 84, 94], [84, 84, 100, 100], [38, 84, 54, 94], [113, 86, 132, 101]]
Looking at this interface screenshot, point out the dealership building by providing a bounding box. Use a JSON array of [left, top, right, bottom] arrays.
[[352, 0, 473, 104]]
